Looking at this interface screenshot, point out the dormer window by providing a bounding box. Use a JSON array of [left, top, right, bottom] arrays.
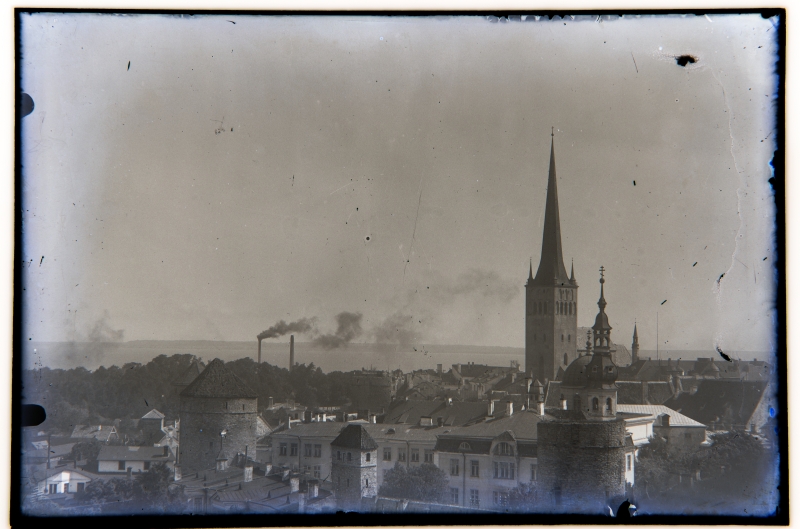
[[459, 442, 471, 451], [494, 442, 513, 456]]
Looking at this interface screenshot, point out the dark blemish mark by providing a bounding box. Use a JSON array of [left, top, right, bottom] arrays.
[[717, 272, 725, 283], [630, 52, 638, 73], [145, 399, 148, 407], [365, 236, 370, 241], [716, 346, 732, 362], [19, 92, 34, 118], [231, 128, 233, 132], [763, 257, 768, 261], [692, 262, 697, 267], [39, 256, 44, 267], [616, 499, 633, 518], [676, 55, 697, 67], [127, 61, 130, 71], [633, 180, 636, 186], [769, 407, 775, 418], [660, 300, 667, 305], [227, 20, 235, 24], [21, 404, 46, 427]]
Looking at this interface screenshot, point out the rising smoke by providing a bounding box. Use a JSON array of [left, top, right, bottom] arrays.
[[258, 318, 317, 340], [314, 311, 363, 349]]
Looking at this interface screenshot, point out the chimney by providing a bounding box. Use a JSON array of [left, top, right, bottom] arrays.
[[538, 401, 545, 416], [308, 480, 319, 498], [174, 465, 182, 481], [437, 417, 444, 427], [437, 364, 442, 374], [268, 397, 274, 408], [511, 372, 517, 383], [290, 335, 295, 371], [505, 401, 514, 416], [290, 476, 300, 493], [488, 400, 498, 417], [283, 468, 291, 480], [447, 397, 453, 407], [264, 463, 272, 475], [244, 464, 253, 483], [560, 395, 567, 410], [258, 337, 262, 366], [662, 414, 671, 427], [370, 415, 377, 424]]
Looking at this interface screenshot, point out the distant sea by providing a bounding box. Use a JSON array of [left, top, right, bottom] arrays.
[[21, 341, 773, 373]]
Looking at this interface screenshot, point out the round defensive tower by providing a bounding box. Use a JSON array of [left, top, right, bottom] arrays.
[[178, 359, 258, 476]]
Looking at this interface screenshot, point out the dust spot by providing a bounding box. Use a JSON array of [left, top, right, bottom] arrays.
[[716, 346, 732, 362], [660, 300, 667, 305], [676, 55, 697, 67]]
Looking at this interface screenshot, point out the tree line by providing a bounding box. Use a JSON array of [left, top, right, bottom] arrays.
[[23, 354, 361, 433]]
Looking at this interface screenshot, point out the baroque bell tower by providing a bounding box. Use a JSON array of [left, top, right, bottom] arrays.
[[525, 130, 578, 382]]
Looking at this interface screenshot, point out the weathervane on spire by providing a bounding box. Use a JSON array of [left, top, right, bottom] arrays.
[[599, 265, 605, 283]]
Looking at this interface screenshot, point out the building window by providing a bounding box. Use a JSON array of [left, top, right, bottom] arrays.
[[63, 483, 70, 493], [568, 334, 571, 342], [531, 464, 538, 481], [314, 444, 322, 457], [592, 398, 599, 411], [561, 334, 564, 342], [347, 452, 352, 462], [304, 444, 312, 457], [469, 489, 480, 507], [337, 450, 341, 461], [626, 455, 632, 471], [280, 443, 288, 456], [314, 465, 321, 478], [564, 353, 568, 365], [494, 442, 513, 456], [383, 448, 392, 461], [49, 484, 57, 494], [459, 442, 471, 451], [606, 398, 612, 412], [77, 482, 85, 493], [493, 490, 509, 506], [290, 443, 298, 457], [424, 450, 434, 463], [411, 449, 420, 463], [450, 459, 460, 476], [366, 452, 371, 462], [450, 487, 459, 504], [398, 450, 406, 462], [494, 461, 515, 480], [366, 478, 369, 488], [118, 461, 125, 470], [471, 460, 479, 477], [144, 461, 150, 470]]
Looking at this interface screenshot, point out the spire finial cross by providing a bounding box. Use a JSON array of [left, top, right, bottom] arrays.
[[551, 126, 554, 137]]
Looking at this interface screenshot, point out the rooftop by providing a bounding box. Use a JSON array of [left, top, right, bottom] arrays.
[[97, 445, 174, 462], [181, 358, 258, 399], [331, 424, 378, 450]]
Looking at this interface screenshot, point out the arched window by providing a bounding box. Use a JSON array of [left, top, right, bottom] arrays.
[[606, 398, 612, 412], [495, 442, 513, 456], [592, 398, 599, 411], [561, 334, 564, 342], [573, 394, 581, 410], [564, 353, 568, 365], [459, 442, 471, 451], [569, 303, 572, 315], [568, 334, 571, 342]]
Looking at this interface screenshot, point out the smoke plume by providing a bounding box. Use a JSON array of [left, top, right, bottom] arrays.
[[314, 311, 363, 349], [371, 312, 422, 346], [258, 318, 317, 340], [88, 311, 125, 342]]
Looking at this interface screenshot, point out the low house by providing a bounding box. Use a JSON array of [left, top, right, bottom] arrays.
[[96, 445, 174, 474], [616, 404, 707, 450], [36, 468, 93, 495]]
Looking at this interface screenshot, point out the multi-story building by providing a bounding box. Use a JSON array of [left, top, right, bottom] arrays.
[[434, 410, 542, 511], [269, 421, 344, 482]]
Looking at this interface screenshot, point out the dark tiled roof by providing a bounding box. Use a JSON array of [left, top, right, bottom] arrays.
[[97, 445, 173, 462], [647, 381, 675, 404], [181, 359, 257, 399], [544, 381, 563, 408], [663, 379, 769, 428], [331, 424, 378, 450], [616, 382, 645, 404]]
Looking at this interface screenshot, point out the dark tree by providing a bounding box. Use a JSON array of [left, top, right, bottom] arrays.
[[378, 462, 449, 503], [68, 440, 101, 463]]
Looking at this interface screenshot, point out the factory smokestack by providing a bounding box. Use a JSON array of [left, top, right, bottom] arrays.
[[257, 337, 262, 366], [290, 335, 295, 371]]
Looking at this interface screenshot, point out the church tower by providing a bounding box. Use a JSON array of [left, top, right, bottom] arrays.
[[631, 323, 639, 364], [525, 132, 578, 382]]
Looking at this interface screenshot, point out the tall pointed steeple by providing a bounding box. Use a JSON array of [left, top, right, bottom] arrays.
[[533, 131, 570, 285], [570, 259, 576, 284], [631, 322, 639, 364]]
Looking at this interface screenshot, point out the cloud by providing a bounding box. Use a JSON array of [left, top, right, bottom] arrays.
[[370, 312, 422, 346]]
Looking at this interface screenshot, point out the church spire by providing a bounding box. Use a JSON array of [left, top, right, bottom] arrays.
[[592, 266, 612, 355], [528, 258, 533, 280], [570, 259, 576, 284], [533, 131, 570, 285], [631, 322, 639, 364]]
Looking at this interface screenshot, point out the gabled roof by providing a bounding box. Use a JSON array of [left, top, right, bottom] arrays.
[[141, 409, 165, 420], [437, 410, 543, 442], [181, 359, 257, 399], [173, 360, 205, 387], [331, 424, 378, 450], [663, 379, 769, 428]]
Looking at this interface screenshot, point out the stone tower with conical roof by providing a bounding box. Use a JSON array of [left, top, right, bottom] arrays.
[[177, 358, 258, 475], [526, 132, 579, 382]]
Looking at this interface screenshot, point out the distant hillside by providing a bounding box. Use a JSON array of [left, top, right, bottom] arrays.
[[21, 341, 772, 373]]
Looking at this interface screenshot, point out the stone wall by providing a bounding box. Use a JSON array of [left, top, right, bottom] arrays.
[[332, 450, 378, 510], [537, 418, 627, 512], [179, 396, 257, 475]]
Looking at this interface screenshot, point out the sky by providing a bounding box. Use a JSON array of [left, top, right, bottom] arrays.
[[19, 13, 779, 355]]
